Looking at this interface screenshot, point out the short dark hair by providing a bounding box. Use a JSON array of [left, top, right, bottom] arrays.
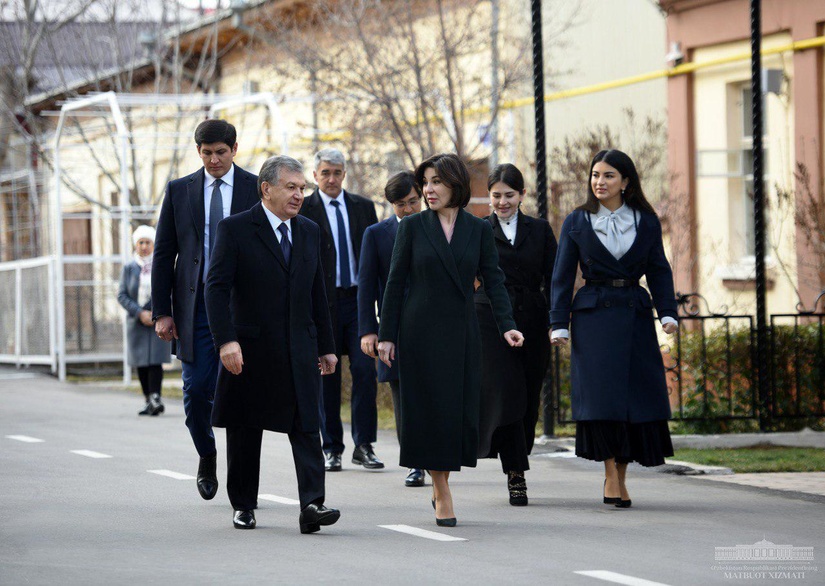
[[194, 119, 237, 148], [487, 163, 525, 192], [384, 171, 422, 204], [578, 149, 656, 215], [414, 153, 471, 209]]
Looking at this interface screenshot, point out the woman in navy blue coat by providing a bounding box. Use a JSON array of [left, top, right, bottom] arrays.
[[550, 149, 678, 508]]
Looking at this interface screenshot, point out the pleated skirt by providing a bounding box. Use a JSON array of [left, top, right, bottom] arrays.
[[575, 420, 674, 467]]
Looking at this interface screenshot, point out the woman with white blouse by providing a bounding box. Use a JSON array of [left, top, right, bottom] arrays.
[[549, 149, 678, 508]]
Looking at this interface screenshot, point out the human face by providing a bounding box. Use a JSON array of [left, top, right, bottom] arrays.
[[313, 162, 346, 198], [261, 170, 307, 221], [392, 189, 422, 220], [198, 141, 237, 179], [590, 161, 628, 211], [135, 238, 153, 257], [489, 181, 524, 220], [422, 167, 452, 212]]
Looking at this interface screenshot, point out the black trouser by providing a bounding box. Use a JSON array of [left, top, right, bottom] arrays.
[[136, 365, 163, 398], [388, 379, 402, 446], [490, 419, 530, 474], [226, 416, 326, 511]]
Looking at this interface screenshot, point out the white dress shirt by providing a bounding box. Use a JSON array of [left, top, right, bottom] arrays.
[[497, 210, 518, 244], [262, 204, 292, 245], [552, 204, 677, 340], [319, 189, 358, 287], [203, 164, 235, 262]]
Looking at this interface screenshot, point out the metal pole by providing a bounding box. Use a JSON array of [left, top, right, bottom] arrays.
[[531, 0, 553, 437], [750, 0, 770, 431], [489, 0, 500, 167]]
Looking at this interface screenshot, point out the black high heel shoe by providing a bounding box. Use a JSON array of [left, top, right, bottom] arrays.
[[603, 480, 620, 505], [436, 517, 457, 527], [615, 498, 632, 508]]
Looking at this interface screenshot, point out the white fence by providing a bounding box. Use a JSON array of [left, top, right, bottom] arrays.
[[0, 256, 56, 368]]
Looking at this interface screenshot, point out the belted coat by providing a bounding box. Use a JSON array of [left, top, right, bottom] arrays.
[[550, 209, 677, 423], [378, 209, 516, 471]]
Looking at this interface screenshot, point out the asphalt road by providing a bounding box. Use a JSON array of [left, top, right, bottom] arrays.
[[1, 371, 823, 585]]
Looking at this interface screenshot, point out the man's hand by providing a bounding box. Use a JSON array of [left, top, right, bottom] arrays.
[[360, 334, 378, 358], [155, 316, 178, 341], [549, 331, 569, 346], [220, 341, 244, 375], [318, 354, 338, 376], [377, 341, 395, 368], [504, 329, 524, 347], [139, 310, 153, 327]]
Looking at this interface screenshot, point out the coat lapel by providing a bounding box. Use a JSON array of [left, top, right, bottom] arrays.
[[569, 211, 633, 277], [187, 168, 205, 244], [252, 203, 288, 272], [305, 190, 333, 237], [450, 209, 473, 268], [489, 214, 510, 245], [421, 210, 463, 295], [343, 192, 360, 264], [513, 212, 531, 249], [230, 166, 254, 215], [289, 216, 303, 276], [384, 215, 398, 239], [617, 210, 648, 268]]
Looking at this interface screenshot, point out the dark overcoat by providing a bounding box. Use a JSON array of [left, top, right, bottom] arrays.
[[550, 209, 677, 423], [117, 261, 171, 367], [204, 204, 335, 434], [357, 215, 401, 382], [299, 189, 378, 339], [378, 209, 516, 471], [475, 212, 557, 456], [151, 165, 259, 362]]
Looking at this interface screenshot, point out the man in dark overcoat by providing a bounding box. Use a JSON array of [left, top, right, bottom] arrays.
[[299, 148, 381, 472], [205, 155, 340, 533], [152, 120, 258, 500]]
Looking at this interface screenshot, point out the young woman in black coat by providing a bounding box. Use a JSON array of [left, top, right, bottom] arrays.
[[550, 149, 678, 508], [377, 154, 524, 527], [476, 164, 557, 506]]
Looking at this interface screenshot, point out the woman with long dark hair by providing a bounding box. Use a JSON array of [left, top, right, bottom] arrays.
[[476, 163, 557, 506], [550, 149, 678, 508], [377, 154, 523, 527]]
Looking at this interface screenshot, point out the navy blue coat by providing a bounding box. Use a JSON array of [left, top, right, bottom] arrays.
[[357, 215, 401, 382], [151, 166, 259, 362], [550, 209, 677, 423], [205, 204, 335, 434]]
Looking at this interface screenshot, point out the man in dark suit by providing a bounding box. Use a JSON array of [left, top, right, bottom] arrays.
[[152, 119, 258, 501], [357, 171, 425, 487], [299, 148, 381, 472], [205, 155, 341, 533]]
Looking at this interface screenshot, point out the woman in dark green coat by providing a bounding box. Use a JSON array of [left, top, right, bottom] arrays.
[[378, 154, 523, 527]]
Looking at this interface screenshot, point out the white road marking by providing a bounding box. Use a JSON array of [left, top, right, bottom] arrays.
[[258, 494, 300, 505], [379, 524, 467, 542], [575, 570, 671, 586], [70, 450, 112, 459], [6, 435, 44, 443], [0, 373, 38, 380], [147, 469, 195, 480]]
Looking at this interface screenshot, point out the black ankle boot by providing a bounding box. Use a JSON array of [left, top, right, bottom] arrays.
[[148, 393, 164, 415], [507, 471, 528, 506]]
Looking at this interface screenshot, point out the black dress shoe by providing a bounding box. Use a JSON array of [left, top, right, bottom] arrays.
[[233, 510, 256, 529], [405, 468, 425, 487], [352, 444, 384, 469], [299, 503, 340, 534], [138, 400, 152, 416], [148, 393, 164, 416], [324, 452, 342, 472], [197, 454, 218, 500], [507, 471, 528, 506]]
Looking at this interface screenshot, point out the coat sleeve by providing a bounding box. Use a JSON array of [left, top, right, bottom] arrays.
[[151, 183, 177, 320], [204, 219, 238, 350], [311, 230, 336, 356], [542, 222, 559, 328], [645, 215, 678, 320], [357, 227, 379, 338], [117, 265, 142, 320], [377, 217, 412, 344], [478, 221, 516, 335], [549, 213, 579, 331]]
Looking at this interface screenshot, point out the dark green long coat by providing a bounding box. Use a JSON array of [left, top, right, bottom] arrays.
[[378, 209, 516, 471]]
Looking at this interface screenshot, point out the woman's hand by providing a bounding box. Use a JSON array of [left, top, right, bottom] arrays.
[[662, 321, 678, 335], [503, 330, 524, 347], [139, 310, 153, 327], [360, 334, 378, 358], [377, 340, 396, 367]]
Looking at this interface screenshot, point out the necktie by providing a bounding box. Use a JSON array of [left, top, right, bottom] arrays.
[[208, 178, 224, 255], [278, 223, 291, 265], [330, 199, 351, 288]]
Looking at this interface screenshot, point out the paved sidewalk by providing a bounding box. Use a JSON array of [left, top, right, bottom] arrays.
[[535, 431, 825, 500]]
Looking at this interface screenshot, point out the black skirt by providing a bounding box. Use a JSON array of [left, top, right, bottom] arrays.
[[575, 420, 674, 467]]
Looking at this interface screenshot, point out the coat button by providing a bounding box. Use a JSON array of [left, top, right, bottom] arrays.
[[585, 258, 593, 265], [604, 301, 611, 307], [190, 286, 195, 293], [326, 244, 332, 249], [629, 301, 634, 307], [194, 258, 199, 264], [518, 305, 524, 311]]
